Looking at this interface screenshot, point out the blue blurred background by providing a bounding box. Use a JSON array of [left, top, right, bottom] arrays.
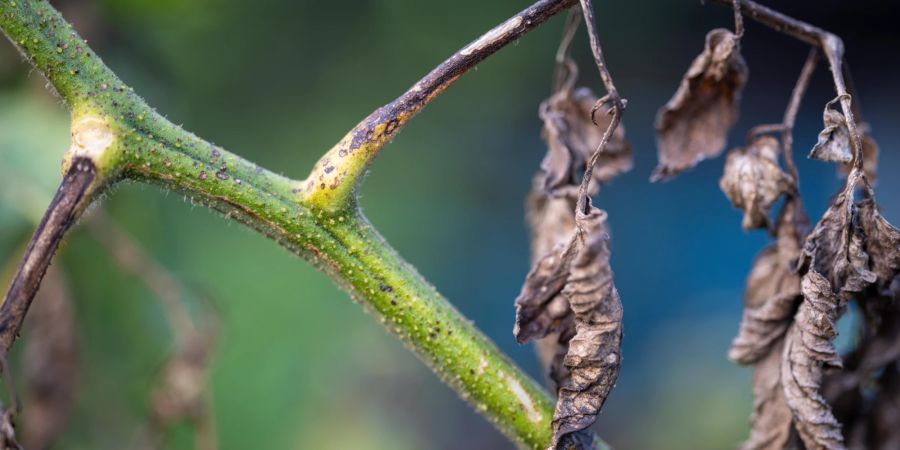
[[0, 0, 898, 449]]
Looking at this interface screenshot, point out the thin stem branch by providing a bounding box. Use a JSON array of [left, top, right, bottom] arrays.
[[551, 8, 581, 93], [578, 0, 625, 111], [732, 0, 744, 39], [0, 158, 98, 355], [710, 0, 865, 172], [304, 0, 578, 210], [781, 47, 818, 184]]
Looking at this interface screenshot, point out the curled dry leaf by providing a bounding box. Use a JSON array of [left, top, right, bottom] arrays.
[[552, 206, 623, 450], [856, 198, 900, 295], [515, 202, 622, 450], [808, 97, 852, 164], [720, 136, 792, 230], [539, 86, 631, 197], [739, 340, 794, 450], [782, 271, 846, 450], [799, 178, 873, 296], [652, 28, 747, 181], [729, 199, 804, 365], [22, 266, 77, 450]]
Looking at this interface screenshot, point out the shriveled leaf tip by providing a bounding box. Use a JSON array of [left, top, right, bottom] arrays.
[[808, 97, 852, 164]]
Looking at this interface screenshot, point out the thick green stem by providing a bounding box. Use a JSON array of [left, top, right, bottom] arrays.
[[0, 1, 608, 448]]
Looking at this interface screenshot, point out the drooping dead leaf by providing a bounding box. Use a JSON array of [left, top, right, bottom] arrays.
[[514, 237, 578, 344], [799, 177, 874, 296], [729, 200, 804, 365], [856, 198, 900, 295], [515, 200, 622, 450], [652, 28, 747, 181], [739, 340, 795, 450], [539, 87, 631, 197], [22, 266, 77, 450], [781, 271, 846, 450], [720, 136, 792, 230], [551, 205, 623, 450], [808, 97, 852, 164]]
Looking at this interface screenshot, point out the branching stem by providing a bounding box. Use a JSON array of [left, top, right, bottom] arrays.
[[304, 0, 578, 211], [0, 1, 609, 448], [710, 0, 865, 171]]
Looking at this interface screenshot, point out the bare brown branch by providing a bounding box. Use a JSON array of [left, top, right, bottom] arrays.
[[0, 158, 97, 355]]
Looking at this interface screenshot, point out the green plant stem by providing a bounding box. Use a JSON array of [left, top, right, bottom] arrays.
[[0, 1, 608, 448]]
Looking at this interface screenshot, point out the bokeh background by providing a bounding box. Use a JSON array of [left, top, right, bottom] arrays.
[[1, 0, 898, 449]]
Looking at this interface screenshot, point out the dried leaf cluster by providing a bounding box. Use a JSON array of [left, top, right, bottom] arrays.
[[514, 38, 629, 446], [650, 7, 900, 447]]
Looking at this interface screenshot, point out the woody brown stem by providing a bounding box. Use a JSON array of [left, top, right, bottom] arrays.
[[0, 158, 98, 355]]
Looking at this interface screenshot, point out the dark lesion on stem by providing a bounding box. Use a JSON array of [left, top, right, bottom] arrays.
[[0, 157, 97, 355]]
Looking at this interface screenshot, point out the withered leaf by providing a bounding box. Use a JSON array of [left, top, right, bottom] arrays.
[[526, 180, 577, 262], [652, 28, 747, 181], [23, 266, 77, 450], [856, 198, 900, 294], [539, 86, 631, 197], [782, 271, 846, 450], [514, 201, 622, 450], [739, 340, 794, 450], [513, 238, 577, 343], [551, 206, 623, 450], [799, 177, 875, 296], [720, 136, 792, 230], [729, 200, 804, 365], [809, 98, 852, 164]]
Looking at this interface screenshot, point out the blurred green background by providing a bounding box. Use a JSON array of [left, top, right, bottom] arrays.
[[1, 0, 898, 449]]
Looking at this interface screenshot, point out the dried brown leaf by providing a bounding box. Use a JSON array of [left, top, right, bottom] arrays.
[[739, 340, 795, 450], [782, 271, 846, 450], [856, 198, 900, 295], [729, 200, 804, 364], [550, 205, 623, 450], [539, 87, 631, 197], [652, 28, 747, 181], [809, 98, 852, 164], [720, 136, 792, 230], [22, 266, 77, 450], [515, 201, 622, 450], [799, 181, 875, 296], [514, 239, 577, 343]]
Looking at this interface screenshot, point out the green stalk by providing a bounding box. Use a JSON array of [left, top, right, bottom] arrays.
[[0, 1, 608, 448]]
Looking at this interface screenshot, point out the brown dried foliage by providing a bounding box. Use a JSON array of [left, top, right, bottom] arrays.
[[653, 28, 748, 181], [808, 97, 853, 164], [539, 86, 631, 198], [515, 55, 628, 447], [720, 136, 793, 230]]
